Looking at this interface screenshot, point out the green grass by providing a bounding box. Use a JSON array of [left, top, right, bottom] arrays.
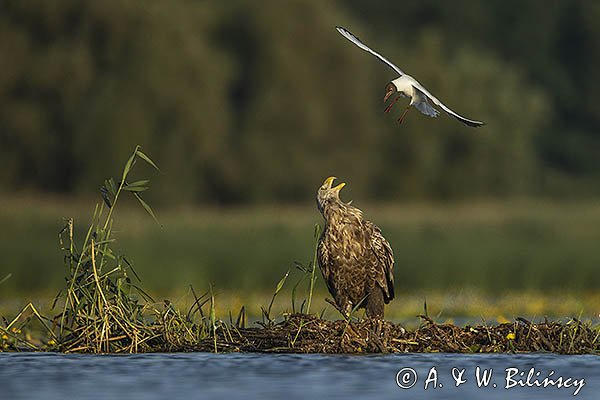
[[2, 197, 600, 293], [0, 148, 219, 353]]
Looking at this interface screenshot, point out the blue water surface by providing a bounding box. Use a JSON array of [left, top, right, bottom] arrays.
[[0, 352, 598, 399]]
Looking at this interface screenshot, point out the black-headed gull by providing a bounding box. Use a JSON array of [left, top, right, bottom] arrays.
[[336, 26, 485, 127]]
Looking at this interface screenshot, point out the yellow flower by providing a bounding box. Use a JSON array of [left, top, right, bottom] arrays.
[[48, 339, 56, 346], [1, 334, 8, 340], [506, 332, 516, 341]]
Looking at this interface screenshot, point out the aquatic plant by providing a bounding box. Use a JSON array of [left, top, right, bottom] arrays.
[[51, 146, 228, 353]]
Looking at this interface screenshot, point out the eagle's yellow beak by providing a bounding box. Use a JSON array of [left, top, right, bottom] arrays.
[[323, 176, 337, 189], [322, 176, 346, 192], [332, 182, 346, 192]]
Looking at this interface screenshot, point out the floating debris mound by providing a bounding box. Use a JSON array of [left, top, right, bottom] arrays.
[[3, 310, 599, 354], [194, 314, 600, 354]]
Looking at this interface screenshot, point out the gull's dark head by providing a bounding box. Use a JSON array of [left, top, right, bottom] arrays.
[[384, 82, 397, 103], [316, 176, 346, 214]]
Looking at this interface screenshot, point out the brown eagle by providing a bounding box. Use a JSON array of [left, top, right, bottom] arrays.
[[316, 176, 394, 319]]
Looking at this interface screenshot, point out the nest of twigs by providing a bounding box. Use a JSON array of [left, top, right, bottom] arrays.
[[4, 307, 599, 354], [192, 314, 600, 354]]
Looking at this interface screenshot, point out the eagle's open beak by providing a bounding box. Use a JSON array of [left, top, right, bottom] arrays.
[[323, 176, 346, 192]]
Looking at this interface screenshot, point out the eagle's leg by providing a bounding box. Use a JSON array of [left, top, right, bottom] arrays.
[[365, 288, 385, 319], [397, 105, 411, 124], [325, 298, 352, 320], [384, 95, 402, 114]]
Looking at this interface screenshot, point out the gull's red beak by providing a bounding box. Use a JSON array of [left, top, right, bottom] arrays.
[[383, 84, 400, 113], [383, 88, 394, 103]]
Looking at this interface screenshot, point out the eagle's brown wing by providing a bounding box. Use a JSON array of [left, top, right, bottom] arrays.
[[366, 221, 395, 303], [317, 235, 337, 299]]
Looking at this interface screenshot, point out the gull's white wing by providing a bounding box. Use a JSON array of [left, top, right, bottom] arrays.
[[336, 26, 404, 76], [412, 86, 440, 118], [412, 80, 485, 128]]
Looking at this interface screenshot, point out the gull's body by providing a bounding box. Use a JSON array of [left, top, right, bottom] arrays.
[[336, 26, 485, 127]]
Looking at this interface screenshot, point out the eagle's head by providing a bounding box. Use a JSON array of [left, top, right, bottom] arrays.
[[316, 176, 346, 214]]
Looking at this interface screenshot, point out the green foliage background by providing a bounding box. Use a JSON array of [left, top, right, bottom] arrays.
[[1, 0, 598, 204], [1, 1, 600, 312]]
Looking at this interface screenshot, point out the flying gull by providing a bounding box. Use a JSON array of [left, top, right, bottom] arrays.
[[336, 26, 485, 127]]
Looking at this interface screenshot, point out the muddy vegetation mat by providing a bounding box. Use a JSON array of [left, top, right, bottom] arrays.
[[192, 314, 600, 355]]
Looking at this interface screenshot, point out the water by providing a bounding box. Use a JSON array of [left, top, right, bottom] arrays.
[[0, 352, 598, 399]]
